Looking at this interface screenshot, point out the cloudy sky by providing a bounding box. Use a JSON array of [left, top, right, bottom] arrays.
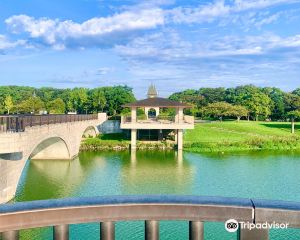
[[1, 0, 300, 98]]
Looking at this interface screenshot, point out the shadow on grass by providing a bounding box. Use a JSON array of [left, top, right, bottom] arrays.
[[259, 123, 296, 130], [98, 133, 128, 141]]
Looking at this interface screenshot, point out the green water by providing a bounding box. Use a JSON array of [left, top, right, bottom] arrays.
[[14, 150, 300, 240]]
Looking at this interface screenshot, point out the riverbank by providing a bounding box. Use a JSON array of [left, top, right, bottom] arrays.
[[80, 133, 175, 151], [80, 121, 300, 153], [184, 121, 300, 153]]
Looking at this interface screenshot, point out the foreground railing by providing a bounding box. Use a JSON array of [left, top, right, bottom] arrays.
[[0, 195, 300, 240], [0, 114, 98, 133]]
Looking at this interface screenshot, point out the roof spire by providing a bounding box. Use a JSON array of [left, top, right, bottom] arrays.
[[147, 84, 158, 98]]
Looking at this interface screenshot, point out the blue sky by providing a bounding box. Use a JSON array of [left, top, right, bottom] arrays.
[[1, 0, 300, 98]]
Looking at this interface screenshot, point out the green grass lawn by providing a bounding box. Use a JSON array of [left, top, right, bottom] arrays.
[[184, 121, 300, 153]]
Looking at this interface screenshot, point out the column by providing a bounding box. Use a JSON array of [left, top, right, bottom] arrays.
[[131, 129, 137, 150], [238, 228, 269, 240], [53, 225, 69, 240], [100, 222, 115, 240], [145, 220, 159, 240], [131, 107, 137, 123], [178, 108, 184, 123], [174, 130, 178, 143], [177, 129, 183, 150], [145, 107, 149, 119], [175, 108, 179, 123], [2, 230, 19, 240], [189, 221, 204, 240], [158, 130, 163, 141]]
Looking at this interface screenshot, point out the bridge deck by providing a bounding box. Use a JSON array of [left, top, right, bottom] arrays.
[[0, 114, 98, 133]]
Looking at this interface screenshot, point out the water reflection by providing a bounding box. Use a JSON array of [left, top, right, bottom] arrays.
[[120, 150, 194, 195], [15, 150, 194, 202], [15, 156, 99, 201]]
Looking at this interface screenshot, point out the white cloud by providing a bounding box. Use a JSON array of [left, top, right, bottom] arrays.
[[233, 0, 299, 11], [116, 31, 300, 64], [167, 0, 300, 24], [5, 8, 164, 49], [116, 31, 265, 62], [96, 67, 114, 75], [3, 0, 300, 52], [0, 35, 26, 50]]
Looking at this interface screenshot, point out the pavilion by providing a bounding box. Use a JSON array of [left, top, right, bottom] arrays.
[[121, 85, 194, 150]]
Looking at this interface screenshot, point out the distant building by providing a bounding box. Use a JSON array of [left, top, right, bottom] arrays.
[[121, 85, 194, 150], [147, 84, 158, 98]]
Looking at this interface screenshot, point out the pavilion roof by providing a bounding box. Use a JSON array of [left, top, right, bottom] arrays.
[[122, 97, 191, 108]]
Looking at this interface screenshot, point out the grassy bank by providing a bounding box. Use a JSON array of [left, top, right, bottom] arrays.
[[184, 121, 300, 153], [81, 121, 300, 153], [80, 133, 175, 151]]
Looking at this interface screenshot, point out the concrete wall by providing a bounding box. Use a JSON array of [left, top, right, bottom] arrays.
[[0, 113, 106, 204], [98, 120, 122, 134]]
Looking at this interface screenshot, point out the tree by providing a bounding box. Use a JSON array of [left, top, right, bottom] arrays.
[[263, 87, 285, 120], [69, 88, 88, 113], [4, 95, 14, 114], [203, 102, 233, 120], [47, 98, 66, 114], [90, 88, 107, 112], [229, 105, 249, 121], [287, 110, 300, 133], [244, 93, 272, 121], [18, 96, 45, 114], [292, 88, 300, 97], [284, 93, 300, 114], [102, 86, 135, 115], [199, 87, 226, 104], [225, 85, 273, 121], [169, 90, 205, 117]]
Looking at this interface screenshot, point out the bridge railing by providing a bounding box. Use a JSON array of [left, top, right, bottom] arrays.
[[0, 114, 98, 133], [0, 195, 299, 240]]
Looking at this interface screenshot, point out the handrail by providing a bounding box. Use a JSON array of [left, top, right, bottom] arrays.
[[121, 115, 193, 124], [0, 195, 300, 240], [0, 114, 98, 133]]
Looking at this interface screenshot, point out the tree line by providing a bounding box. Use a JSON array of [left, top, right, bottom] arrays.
[[2, 84, 300, 125], [0, 86, 135, 115], [169, 85, 300, 123]]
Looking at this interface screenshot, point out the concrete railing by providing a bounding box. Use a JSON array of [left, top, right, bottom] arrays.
[[121, 115, 194, 124], [1, 195, 300, 240], [184, 115, 194, 124]]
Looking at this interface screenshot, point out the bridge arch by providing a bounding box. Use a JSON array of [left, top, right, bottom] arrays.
[[29, 136, 71, 160], [82, 126, 98, 138]]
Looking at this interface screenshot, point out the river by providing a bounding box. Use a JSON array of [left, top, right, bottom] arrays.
[[14, 150, 300, 239]]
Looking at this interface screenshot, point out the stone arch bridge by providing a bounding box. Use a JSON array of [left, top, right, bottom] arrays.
[[0, 113, 107, 204]]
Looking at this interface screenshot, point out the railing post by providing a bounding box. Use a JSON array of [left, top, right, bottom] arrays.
[[145, 220, 159, 240], [53, 224, 69, 240], [1, 230, 19, 240], [16, 117, 19, 132], [189, 221, 204, 240], [100, 221, 115, 240], [238, 226, 269, 240]]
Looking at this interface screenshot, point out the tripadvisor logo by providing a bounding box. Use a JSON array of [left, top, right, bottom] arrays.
[[225, 219, 289, 233], [225, 219, 239, 233]]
